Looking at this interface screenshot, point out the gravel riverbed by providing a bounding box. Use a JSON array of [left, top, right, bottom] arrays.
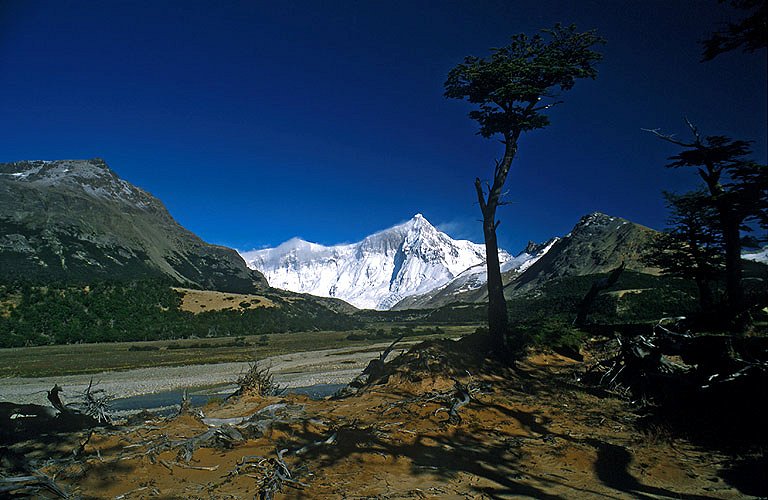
[[0, 341, 414, 407]]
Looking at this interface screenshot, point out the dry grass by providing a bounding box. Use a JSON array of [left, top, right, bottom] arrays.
[[0, 327, 476, 378], [173, 288, 276, 313]]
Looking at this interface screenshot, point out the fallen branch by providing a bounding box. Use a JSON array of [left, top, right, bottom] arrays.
[[335, 336, 405, 398], [435, 379, 472, 424], [0, 474, 69, 498], [46, 385, 69, 414], [159, 459, 220, 471], [258, 448, 308, 500], [293, 432, 338, 456]]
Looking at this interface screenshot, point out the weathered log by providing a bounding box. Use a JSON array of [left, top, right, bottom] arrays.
[[0, 474, 68, 498], [335, 336, 404, 398]]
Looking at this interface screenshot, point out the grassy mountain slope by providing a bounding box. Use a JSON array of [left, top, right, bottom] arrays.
[[0, 159, 267, 293]]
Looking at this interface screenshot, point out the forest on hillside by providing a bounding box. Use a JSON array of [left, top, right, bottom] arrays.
[[0, 280, 360, 347]]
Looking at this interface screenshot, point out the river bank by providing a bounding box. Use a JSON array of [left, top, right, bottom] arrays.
[[0, 340, 416, 407]]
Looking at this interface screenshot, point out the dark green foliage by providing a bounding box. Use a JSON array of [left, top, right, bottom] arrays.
[[345, 325, 444, 342], [0, 280, 360, 348], [427, 304, 487, 323], [444, 24, 604, 348], [354, 303, 488, 325], [127, 345, 161, 351], [502, 271, 704, 353], [646, 191, 724, 310], [0, 220, 157, 283], [701, 0, 767, 61], [507, 318, 586, 355], [444, 24, 604, 138], [507, 271, 701, 325], [650, 122, 768, 320]]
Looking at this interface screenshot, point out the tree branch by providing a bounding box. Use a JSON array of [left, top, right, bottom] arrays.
[[532, 100, 564, 112], [684, 117, 702, 144], [474, 177, 488, 213], [641, 128, 694, 147]]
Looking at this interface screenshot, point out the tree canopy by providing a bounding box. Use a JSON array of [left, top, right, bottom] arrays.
[[444, 24, 604, 139], [647, 121, 768, 325], [646, 191, 724, 310], [701, 0, 767, 60], [444, 24, 603, 351]]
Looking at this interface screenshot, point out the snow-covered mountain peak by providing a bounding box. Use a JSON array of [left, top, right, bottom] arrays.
[[743, 246, 768, 264], [240, 214, 511, 310]]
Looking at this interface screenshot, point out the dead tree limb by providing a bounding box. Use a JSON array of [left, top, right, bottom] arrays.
[[435, 379, 472, 424], [46, 385, 69, 414], [335, 336, 405, 398], [80, 378, 113, 423], [0, 474, 69, 498], [257, 448, 308, 500]]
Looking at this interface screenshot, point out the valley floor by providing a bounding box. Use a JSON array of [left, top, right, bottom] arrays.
[[3, 338, 763, 499], [0, 340, 424, 407]]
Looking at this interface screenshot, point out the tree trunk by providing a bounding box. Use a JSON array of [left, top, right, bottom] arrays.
[[700, 167, 745, 327], [482, 214, 508, 348], [694, 277, 714, 311], [720, 211, 744, 315], [474, 134, 518, 352]]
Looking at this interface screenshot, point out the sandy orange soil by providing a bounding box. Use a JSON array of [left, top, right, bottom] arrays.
[[4, 338, 764, 499]]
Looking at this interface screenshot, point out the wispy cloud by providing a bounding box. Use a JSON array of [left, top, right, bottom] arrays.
[[436, 218, 480, 242]]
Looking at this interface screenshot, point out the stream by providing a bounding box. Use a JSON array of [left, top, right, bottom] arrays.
[[110, 382, 347, 416]]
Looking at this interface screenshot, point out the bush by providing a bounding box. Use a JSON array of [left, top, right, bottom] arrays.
[[234, 358, 283, 397], [507, 318, 586, 357], [127, 345, 160, 351]]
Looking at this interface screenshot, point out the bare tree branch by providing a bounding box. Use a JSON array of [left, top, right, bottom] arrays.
[[641, 128, 694, 147]]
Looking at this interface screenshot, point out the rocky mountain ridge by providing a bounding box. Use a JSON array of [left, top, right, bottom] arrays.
[[0, 159, 267, 293], [392, 213, 658, 309]]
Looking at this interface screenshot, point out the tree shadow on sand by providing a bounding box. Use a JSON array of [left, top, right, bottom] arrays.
[[279, 392, 721, 500]]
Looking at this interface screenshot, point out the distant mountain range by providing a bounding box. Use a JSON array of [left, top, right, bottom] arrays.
[[241, 214, 522, 310], [7, 157, 759, 316], [0, 159, 266, 293], [241, 212, 656, 310], [395, 212, 658, 309]]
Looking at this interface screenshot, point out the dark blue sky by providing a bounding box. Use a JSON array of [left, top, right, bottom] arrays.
[[1, 1, 766, 253]]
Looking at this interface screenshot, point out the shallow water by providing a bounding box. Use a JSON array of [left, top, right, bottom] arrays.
[[110, 382, 346, 416]]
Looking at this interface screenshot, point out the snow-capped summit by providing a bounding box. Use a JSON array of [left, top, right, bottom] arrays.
[[743, 246, 768, 264], [240, 214, 512, 310]]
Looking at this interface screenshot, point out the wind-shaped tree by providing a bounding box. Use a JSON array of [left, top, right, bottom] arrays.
[[646, 121, 768, 324], [444, 24, 604, 351], [646, 190, 724, 310]]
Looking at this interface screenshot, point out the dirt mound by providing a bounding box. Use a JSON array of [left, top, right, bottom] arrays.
[[2, 338, 764, 498]]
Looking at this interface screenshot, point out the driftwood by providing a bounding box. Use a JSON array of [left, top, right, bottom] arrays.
[[434, 376, 478, 424], [586, 316, 768, 404], [78, 378, 114, 423], [144, 403, 307, 463], [143, 424, 246, 463], [0, 474, 68, 498], [335, 336, 404, 398]]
